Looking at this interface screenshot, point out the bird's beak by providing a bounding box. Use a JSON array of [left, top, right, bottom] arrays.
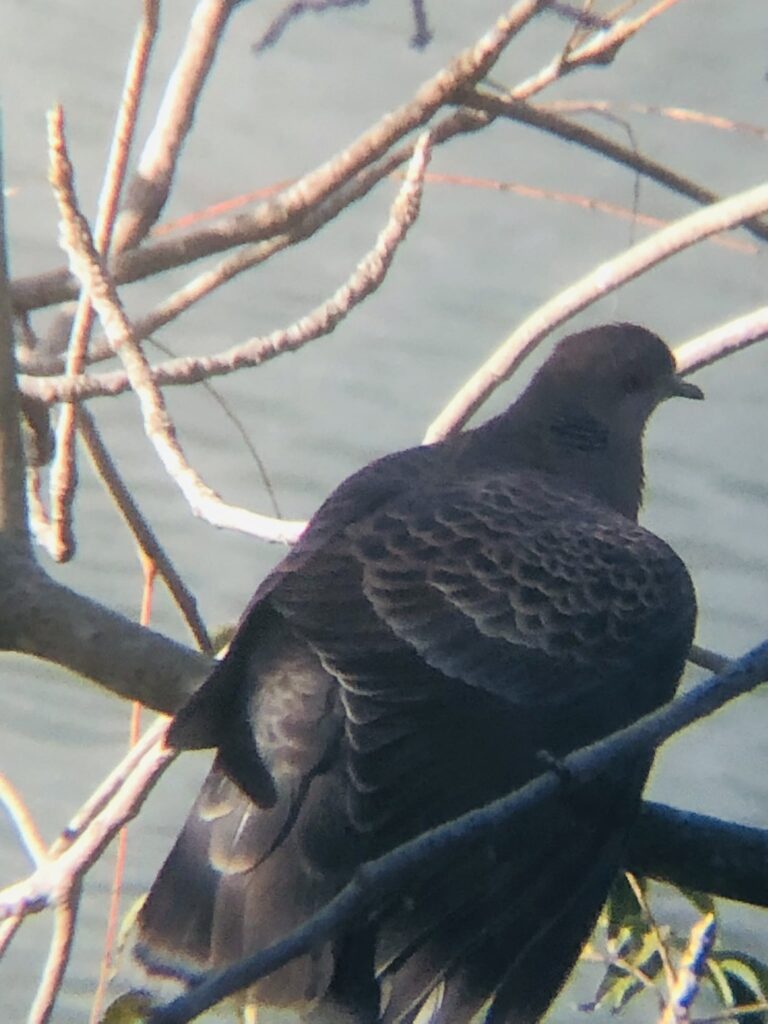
[[669, 375, 704, 401]]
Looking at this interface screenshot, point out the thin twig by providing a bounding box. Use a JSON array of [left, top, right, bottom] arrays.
[[53, 717, 170, 854], [253, 0, 372, 53], [77, 406, 212, 652], [90, 567, 154, 1024], [625, 871, 676, 996], [549, 99, 768, 141], [0, 124, 32, 551], [417, 170, 756, 253], [674, 307, 768, 377], [0, 725, 174, 923], [658, 913, 716, 1024], [10, 0, 546, 313], [0, 914, 23, 958], [0, 775, 48, 866], [113, 0, 238, 252], [585, 946, 659, 1000], [688, 644, 730, 675], [45, 0, 160, 563], [47, 104, 304, 544], [28, 890, 81, 1024], [424, 179, 768, 442], [458, 90, 768, 245], [508, 0, 685, 99]]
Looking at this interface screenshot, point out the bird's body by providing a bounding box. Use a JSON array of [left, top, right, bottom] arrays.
[[133, 324, 700, 1023]]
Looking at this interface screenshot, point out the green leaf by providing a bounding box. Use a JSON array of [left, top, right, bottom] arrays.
[[707, 952, 768, 1024]]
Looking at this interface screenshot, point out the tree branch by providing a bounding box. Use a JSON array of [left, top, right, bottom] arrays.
[[112, 0, 235, 252], [674, 307, 768, 377], [10, 0, 546, 314], [628, 802, 768, 909], [424, 179, 768, 442], [457, 89, 768, 245], [0, 126, 32, 553], [0, 558, 209, 712]]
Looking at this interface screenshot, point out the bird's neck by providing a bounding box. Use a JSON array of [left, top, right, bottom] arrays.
[[463, 406, 645, 520]]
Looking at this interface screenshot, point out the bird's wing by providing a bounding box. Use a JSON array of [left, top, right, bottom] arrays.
[[265, 465, 694, 849], [271, 467, 695, 712]]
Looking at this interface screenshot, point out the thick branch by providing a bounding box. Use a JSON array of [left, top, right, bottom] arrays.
[[0, 549, 209, 713], [628, 802, 768, 909]]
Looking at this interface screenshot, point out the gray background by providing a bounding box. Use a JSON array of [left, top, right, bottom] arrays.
[[1, 1, 767, 1020]]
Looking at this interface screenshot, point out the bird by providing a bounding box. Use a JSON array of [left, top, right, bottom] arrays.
[[131, 323, 702, 1024]]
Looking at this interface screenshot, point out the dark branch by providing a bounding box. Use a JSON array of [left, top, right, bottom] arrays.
[[628, 801, 768, 908]]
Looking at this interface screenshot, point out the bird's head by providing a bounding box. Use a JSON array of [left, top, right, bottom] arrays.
[[498, 323, 704, 518], [529, 322, 703, 439]]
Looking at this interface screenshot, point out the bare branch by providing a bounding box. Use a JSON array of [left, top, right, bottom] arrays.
[[0, 562, 209, 711], [28, 891, 80, 1024], [424, 179, 768, 442], [548, 99, 768, 142], [45, 0, 160, 563], [46, 105, 306, 544], [23, 132, 433, 408], [0, 723, 173, 1023], [457, 90, 768, 245], [508, 0, 685, 99], [0, 718, 172, 1017], [253, 0, 372, 53], [658, 912, 715, 1024], [408, 170, 755, 254], [625, 871, 676, 994], [0, 775, 48, 867], [77, 407, 212, 652], [687, 644, 731, 675], [674, 307, 768, 377], [0, 128, 32, 553], [629, 803, 768, 909], [0, 915, 23, 959], [0, 722, 173, 925], [113, 0, 235, 252], [10, 0, 546, 314], [5, 0, 691, 322], [54, 717, 169, 854]]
